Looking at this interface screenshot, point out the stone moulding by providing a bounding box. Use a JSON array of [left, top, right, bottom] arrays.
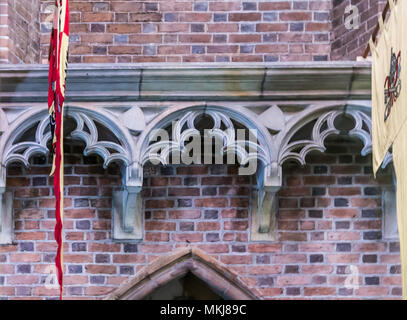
[[0, 61, 371, 103], [104, 246, 261, 300], [0, 62, 384, 244]]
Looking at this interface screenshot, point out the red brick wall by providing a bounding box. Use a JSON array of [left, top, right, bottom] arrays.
[[331, 0, 387, 60], [6, 0, 41, 63], [0, 0, 8, 63], [37, 0, 334, 63], [0, 137, 401, 299], [1, 0, 394, 63]]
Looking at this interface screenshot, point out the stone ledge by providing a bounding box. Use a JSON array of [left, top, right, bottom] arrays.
[[0, 62, 372, 103]]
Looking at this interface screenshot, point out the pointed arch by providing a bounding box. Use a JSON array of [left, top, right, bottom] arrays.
[[132, 104, 275, 184], [0, 105, 134, 187], [105, 247, 261, 300], [275, 102, 373, 166]]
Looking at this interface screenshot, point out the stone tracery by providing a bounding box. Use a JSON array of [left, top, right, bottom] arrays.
[[0, 101, 378, 243]]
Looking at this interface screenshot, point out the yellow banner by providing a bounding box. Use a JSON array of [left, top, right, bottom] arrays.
[[391, 126, 407, 300], [371, 0, 407, 300], [371, 0, 407, 174]]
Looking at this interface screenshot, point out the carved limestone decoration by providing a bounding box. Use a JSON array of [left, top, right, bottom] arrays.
[[112, 187, 143, 240], [141, 110, 270, 168], [2, 115, 51, 168], [0, 191, 12, 244], [278, 107, 372, 169], [0, 102, 380, 243], [69, 111, 131, 169], [257, 105, 286, 132], [135, 106, 277, 238], [0, 105, 139, 242], [0, 108, 7, 134]]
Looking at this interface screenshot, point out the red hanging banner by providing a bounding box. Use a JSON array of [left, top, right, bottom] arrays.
[[47, 0, 69, 300]]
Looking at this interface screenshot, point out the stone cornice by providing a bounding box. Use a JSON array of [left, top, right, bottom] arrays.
[[0, 62, 371, 103]]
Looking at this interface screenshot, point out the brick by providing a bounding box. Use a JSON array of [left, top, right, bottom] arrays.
[[64, 254, 93, 263], [10, 253, 41, 263], [85, 265, 116, 274], [304, 287, 336, 296], [220, 255, 252, 264], [207, 23, 239, 33], [279, 232, 307, 241], [277, 276, 311, 286], [168, 188, 200, 196], [221, 209, 248, 218], [111, 2, 142, 12], [207, 45, 239, 54], [179, 13, 211, 22], [248, 266, 282, 275], [198, 244, 229, 253], [82, 13, 113, 22], [145, 232, 170, 242], [355, 220, 381, 230], [113, 255, 146, 263], [195, 198, 228, 207], [145, 221, 176, 231], [150, 177, 168, 186], [85, 286, 115, 296], [329, 187, 361, 196], [141, 245, 172, 253], [172, 233, 203, 242], [259, 2, 291, 10], [145, 199, 174, 208], [229, 13, 261, 22], [230, 34, 261, 43], [256, 23, 288, 32], [327, 254, 360, 263], [248, 244, 282, 253], [15, 232, 46, 241], [279, 209, 306, 220], [130, 13, 162, 22], [257, 277, 274, 287], [279, 220, 299, 230], [326, 209, 358, 219], [275, 254, 307, 264], [158, 45, 190, 55], [355, 287, 389, 296], [306, 22, 331, 32], [107, 24, 141, 34], [201, 177, 233, 185], [197, 222, 220, 231], [89, 243, 121, 252], [304, 176, 335, 185], [108, 46, 142, 55], [224, 221, 248, 231]]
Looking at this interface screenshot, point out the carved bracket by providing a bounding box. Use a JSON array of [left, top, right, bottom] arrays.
[[0, 191, 13, 244], [250, 161, 282, 240], [112, 186, 143, 240]]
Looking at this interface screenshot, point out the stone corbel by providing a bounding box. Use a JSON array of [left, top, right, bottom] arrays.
[[250, 162, 282, 241], [0, 171, 13, 244], [112, 164, 144, 241]]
